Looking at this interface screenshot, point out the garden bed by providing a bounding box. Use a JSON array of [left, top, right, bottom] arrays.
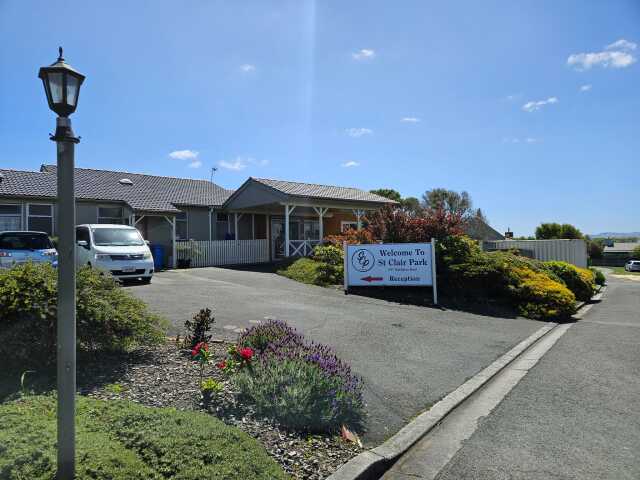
[[82, 341, 362, 480]]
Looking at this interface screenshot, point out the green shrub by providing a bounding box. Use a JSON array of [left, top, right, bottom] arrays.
[[312, 245, 345, 285], [0, 395, 287, 480], [0, 262, 167, 364], [544, 261, 595, 301], [183, 308, 215, 349], [510, 267, 577, 320], [590, 267, 606, 286], [277, 257, 323, 285], [312, 244, 343, 266]]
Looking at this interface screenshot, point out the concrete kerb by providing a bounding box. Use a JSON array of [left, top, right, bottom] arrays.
[[327, 292, 604, 480]]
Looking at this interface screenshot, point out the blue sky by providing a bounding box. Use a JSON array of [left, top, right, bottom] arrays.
[[1, 1, 638, 236]]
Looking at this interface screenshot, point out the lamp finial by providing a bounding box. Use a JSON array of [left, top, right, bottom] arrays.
[[58, 46, 64, 61]]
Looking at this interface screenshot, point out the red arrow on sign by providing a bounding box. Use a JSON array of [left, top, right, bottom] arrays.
[[361, 276, 383, 282]]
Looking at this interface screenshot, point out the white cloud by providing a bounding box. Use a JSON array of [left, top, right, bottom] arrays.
[[341, 161, 360, 168], [502, 137, 539, 144], [218, 156, 267, 171], [169, 149, 199, 161], [352, 48, 375, 61], [580, 84, 592, 92], [606, 39, 637, 51], [522, 97, 558, 112], [240, 64, 256, 73], [568, 39, 637, 70], [188, 160, 202, 168], [505, 93, 522, 102], [400, 117, 421, 123], [345, 127, 373, 137]]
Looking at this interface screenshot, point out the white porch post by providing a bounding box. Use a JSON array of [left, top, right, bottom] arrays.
[[234, 213, 239, 240], [171, 217, 177, 269], [252, 214, 255, 240], [208, 209, 212, 242], [285, 204, 290, 257], [313, 207, 328, 243], [352, 209, 365, 229]]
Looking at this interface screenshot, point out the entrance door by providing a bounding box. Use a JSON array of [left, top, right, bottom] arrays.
[[271, 216, 302, 260]]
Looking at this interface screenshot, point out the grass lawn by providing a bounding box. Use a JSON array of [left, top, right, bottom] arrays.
[[0, 395, 287, 480], [609, 266, 640, 276]]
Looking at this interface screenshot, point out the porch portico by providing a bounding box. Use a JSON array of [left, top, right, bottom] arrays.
[[222, 178, 396, 260]]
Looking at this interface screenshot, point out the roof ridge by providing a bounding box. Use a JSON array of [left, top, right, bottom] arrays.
[[1, 168, 54, 175], [252, 177, 372, 192], [42, 164, 231, 190]]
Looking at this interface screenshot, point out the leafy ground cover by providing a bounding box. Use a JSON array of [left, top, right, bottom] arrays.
[[0, 395, 287, 480]]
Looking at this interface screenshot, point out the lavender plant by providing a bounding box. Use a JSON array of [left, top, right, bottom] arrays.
[[234, 320, 364, 432]]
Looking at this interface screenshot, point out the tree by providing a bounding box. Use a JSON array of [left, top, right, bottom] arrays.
[[535, 223, 583, 240], [632, 245, 640, 259], [588, 241, 603, 259], [400, 196, 423, 216], [421, 188, 473, 217], [370, 188, 402, 203]]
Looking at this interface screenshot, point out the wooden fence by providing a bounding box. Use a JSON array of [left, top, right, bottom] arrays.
[[177, 239, 270, 267]]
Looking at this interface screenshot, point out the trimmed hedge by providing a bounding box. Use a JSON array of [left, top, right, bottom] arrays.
[[0, 262, 167, 364], [438, 236, 579, 320], [543, 261, 595, 301], [590, 267, 606, 286], [0, 395, 287, 480]]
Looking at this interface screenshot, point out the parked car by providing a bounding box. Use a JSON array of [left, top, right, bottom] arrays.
[[624, 260, 640, 272], [0, 231, 58, 269], [75, 224, 154, 283]]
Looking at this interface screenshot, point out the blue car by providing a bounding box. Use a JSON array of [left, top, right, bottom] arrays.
[[0, 231, 58, 269]]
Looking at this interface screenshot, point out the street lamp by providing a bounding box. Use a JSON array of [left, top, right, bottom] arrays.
[[39, 47, 84, 480]]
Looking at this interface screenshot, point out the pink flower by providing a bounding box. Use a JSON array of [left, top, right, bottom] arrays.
[[239, 347, 254, 361]]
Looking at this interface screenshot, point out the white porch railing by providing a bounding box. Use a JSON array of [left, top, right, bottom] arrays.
[[288, 239, 321, 257], [177, 239, 270, 267]]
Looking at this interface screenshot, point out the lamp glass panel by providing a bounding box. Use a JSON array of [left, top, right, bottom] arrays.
[[48, 72, 63, 103], [66, 75, 79, 107]]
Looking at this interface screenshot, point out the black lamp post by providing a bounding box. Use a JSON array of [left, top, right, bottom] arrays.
[[38, 47, 84, 480]]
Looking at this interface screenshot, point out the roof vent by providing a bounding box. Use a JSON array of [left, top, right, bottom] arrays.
[[118, 178, 133, 186]]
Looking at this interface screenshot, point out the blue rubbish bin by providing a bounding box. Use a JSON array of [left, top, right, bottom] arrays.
[[150, 244, 165, 271]]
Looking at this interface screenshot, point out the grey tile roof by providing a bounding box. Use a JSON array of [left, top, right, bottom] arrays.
[[0, 166, 233, 212], [251, 178, 397, 204], [603, 242, 640, 253]]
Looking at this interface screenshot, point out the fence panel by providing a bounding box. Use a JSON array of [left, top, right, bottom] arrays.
[[482, 239, 588, 268], [177, 239, 270, 267]]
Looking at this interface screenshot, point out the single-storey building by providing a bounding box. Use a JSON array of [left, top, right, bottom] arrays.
[[600, 242, 640, 266], [0, 165, 396, 267]]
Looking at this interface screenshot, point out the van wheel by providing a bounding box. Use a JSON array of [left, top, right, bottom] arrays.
[[87, 262, 92, 268], [141, 277, 152, 285]]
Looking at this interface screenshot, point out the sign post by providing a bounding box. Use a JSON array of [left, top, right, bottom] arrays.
[[344, 241, 438, 305]]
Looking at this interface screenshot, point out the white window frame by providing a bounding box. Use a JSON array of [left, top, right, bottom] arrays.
[[175, 211, 189, 240], [0, 203, 23, 231], [341, 221, 358, 232], [27, 203, 54, 235], [97, 205, 127, 225]]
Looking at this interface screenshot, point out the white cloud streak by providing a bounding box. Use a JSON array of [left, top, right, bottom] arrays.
[[345, 127, 373, 137], [580, 84, 592, 92], [188, 160, 203, 169], [240, 64, 256, 72], [341, 161, 360, 168], [522, 97, 558, 112], [169, 149, 199, 161], [568, 39, 637, 70], [352, 49, 375, 60], [218, 156, 268, 171], [401, 117, 421, 123]]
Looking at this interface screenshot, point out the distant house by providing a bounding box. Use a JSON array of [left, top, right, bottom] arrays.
[[462, 217, 505, 241], [601, 242, 640, 266], [0, 165, 395, 267]]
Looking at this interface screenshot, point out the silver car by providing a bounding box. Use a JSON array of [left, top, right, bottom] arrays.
[[624, 260, 640, 272]]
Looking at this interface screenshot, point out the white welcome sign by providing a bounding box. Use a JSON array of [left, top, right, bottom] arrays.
[[344, 240, 437, 304]]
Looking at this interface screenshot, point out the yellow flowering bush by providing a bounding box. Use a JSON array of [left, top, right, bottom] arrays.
[[511, 267, 576, 320]]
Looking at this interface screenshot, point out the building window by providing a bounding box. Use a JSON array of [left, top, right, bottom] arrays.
[[0, 204, 22, 231], [98, 206, 126, 224], [28, 204, 54, 235], [341, 221, 358, 232], [215, 213, 229, 240], [175, 211, 188, 240]]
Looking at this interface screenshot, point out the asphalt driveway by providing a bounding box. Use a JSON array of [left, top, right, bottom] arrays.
[[129, 266, 542, 445]]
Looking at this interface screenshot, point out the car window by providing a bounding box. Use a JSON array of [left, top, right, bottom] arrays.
[[76, 227, 90, 244], [92, 228, 144, 246], [0, 232, 53, 250]]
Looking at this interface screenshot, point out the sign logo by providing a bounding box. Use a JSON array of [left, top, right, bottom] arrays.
[[351, 249, 374, 272]]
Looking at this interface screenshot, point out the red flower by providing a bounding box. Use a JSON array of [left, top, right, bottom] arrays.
[[217, 360, 227, 370], [192, 342, 208, 357], [239, 347, 254, 361]]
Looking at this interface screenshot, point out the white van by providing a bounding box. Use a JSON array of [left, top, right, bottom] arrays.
[[75, 224, 154, 283]]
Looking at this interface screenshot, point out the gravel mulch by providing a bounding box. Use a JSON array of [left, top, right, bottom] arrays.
[[82, 341, 362, 479]]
